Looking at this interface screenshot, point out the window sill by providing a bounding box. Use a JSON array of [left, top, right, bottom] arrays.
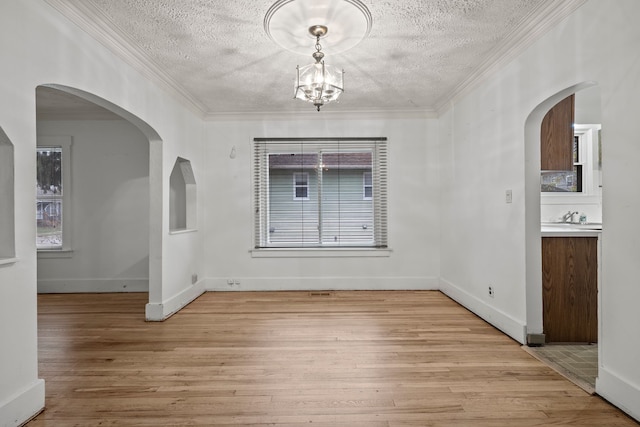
[[0, 257, 18, 266], [250, 247, 392, 258], [37, 249, 74, 259], [169, 228, 198, 235]]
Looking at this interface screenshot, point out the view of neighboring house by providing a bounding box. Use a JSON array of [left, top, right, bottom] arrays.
[[267, 151, 374, 246]]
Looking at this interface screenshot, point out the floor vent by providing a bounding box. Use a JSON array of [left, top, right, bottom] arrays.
[[309, 291, 333, 297]]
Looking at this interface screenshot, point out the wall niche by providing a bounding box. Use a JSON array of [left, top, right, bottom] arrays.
[[0, 126, 15, 261], [169, 157, 196, 232]]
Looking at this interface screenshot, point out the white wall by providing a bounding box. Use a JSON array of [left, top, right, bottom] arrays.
[[36, 120, 150, 293], [0, 1, 205, 424], [440, 0, 640, 420], [438, 95, 527, 342], [2, 0, 639, 425], [575, 84, 602, 124], [203, 117, 441, 291]]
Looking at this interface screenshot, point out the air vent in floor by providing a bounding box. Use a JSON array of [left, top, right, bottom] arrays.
[[309, 291, 333, 297]]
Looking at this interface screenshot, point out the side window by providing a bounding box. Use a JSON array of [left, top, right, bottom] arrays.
[[36, 137, 72, 251], [293, 172, 309, 200]]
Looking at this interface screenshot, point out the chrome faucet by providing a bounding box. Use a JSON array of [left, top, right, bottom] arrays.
[[562, 211, 579, 223]]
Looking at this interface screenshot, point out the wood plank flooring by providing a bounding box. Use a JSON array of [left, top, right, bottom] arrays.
[[28, 291, 638, 426]]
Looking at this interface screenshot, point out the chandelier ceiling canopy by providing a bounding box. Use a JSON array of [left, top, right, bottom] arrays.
[[264, 0, 372, 55], [264, 0, 372, 111]]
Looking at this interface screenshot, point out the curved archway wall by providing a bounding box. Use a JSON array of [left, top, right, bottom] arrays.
[[523, 81, 597, 339], [35, 84, 205, 321], [1, 3, 205, 424], [437, 1, 640, 421], [36, 84, 158, 296]]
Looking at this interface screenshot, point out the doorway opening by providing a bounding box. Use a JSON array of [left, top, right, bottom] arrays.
[[524, 82, 602, 392], [34, 84, 163, 309]]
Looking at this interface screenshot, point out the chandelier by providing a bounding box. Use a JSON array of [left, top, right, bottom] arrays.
[[294, 25, 344, 112]]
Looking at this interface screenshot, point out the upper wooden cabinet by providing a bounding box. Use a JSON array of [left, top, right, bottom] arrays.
[[541, 94, 574, 171]]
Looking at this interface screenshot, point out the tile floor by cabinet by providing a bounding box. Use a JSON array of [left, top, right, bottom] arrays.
[[523, 344, 598, 394]]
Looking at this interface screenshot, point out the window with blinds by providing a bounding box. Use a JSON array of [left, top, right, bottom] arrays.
[[254, 138, 388, 248]]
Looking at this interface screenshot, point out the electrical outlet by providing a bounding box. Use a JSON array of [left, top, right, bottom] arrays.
[[488, 286, 494, 298], [505, 189, 512, 204], [191, 274, 198, 284]]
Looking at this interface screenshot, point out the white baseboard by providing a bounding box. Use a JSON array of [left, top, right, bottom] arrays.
[[0, 379, 44, 427], [596, 367, 640, 422], [145, 281, 206, 321], [439, 278, 526, 344], [205, 276, 439, 292], [38, 278, 148, 293]]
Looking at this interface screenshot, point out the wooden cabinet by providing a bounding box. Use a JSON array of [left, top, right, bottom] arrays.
[[542, 236, 598, 343], [541, 94, 574, 171]]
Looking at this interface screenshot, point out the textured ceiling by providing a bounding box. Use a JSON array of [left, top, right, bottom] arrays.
[[41, 0, 584, 118]]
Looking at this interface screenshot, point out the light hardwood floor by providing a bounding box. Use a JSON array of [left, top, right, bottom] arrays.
[[28, 291, 638, 426]]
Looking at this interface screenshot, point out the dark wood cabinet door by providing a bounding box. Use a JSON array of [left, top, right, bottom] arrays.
[[541, 94, 574, 171], [542, 237, 598, 343]]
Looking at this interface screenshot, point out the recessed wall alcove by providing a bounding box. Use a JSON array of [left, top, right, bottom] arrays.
[[169, 157, 197, 232], [0, 126, 15, 262]]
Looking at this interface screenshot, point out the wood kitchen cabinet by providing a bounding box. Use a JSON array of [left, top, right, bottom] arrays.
[[542, 236, 598, 343], [541, 94, 574, 171]]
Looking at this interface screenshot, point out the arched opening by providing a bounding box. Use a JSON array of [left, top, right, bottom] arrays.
[[35, 84, 163, 310], [525, 81, 602, 389]]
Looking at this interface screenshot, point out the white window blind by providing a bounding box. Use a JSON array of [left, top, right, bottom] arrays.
[[254, 138, 387, 248]]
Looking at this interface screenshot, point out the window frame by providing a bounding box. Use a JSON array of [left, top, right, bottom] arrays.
[[292, 171, 310, 200], [253, 137, 388, 254], [363, 171, 373, 200], [37, 136, 73, 255]]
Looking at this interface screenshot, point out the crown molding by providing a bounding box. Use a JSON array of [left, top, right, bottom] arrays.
[[203, 108, 438, 122], [43, 0, 208, 119], [434, 0, 588, 116]]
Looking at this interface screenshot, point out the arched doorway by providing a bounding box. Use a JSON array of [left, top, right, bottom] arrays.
[[524, 82, 602, 390], [35, 84, 163, 310]]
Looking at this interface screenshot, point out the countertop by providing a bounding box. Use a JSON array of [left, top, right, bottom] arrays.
[[541, 223, 602, 237]]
